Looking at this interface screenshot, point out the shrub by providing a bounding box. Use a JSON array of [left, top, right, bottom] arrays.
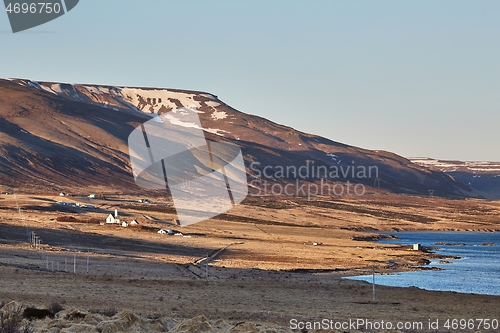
[[47, 302, 63, 315], [0, 305, 24, 333], [56, 216, 77, 222], [21, 325, 34, 333], [87, 218, 100, 224], [94, 308, 117, 317]]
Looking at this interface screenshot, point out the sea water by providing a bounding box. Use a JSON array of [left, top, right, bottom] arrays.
[[346, 232, 500, 295]]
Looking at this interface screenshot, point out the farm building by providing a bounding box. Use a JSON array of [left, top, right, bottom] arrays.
[[158, 228, 182, 235], [105, 214, 118, 224], [104, 209, 120, 225]]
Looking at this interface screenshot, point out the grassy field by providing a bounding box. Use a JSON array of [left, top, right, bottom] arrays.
[[0, 192, 499, 332]]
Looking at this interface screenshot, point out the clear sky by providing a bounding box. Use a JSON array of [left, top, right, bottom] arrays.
[[1, 1, 499, 161]]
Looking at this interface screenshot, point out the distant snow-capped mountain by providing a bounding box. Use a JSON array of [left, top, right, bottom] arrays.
[[410, 158, 500, 174], [410, 158, 500, 198]]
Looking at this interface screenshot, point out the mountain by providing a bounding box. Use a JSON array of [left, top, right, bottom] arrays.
[[0, 78, 475, 198], [411, 158, 500, 199]]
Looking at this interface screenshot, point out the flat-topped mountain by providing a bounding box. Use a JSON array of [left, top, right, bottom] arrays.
[[0, 78, 475, 198]]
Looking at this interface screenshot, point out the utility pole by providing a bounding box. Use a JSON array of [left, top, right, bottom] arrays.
[[372, 266, 376, 302], [14, 193, 29, 243], [206, 252, 209, 281], [74, 251, 76, 274]]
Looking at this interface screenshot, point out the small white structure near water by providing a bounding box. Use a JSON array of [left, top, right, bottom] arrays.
[[413, 243, 421, 251]]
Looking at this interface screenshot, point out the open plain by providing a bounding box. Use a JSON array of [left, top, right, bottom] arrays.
[[0, 192, 499, 332]]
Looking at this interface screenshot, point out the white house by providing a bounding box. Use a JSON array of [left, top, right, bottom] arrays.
[[105, 209, 120, 225], [121, 221, 129, 227], [158, 229, 178, 235], [158, 229, 175, 234], [106, 214, 118, 224], [130, 220, 139, 226]]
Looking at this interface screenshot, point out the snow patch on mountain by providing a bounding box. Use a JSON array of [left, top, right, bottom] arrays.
[[411, 158, 500, 174], [51, 84, 63, 94], [211, 110, 228, 120], [200, 93, 218, 100], [163, 114, 228, 136], [7, 79, 228, 135], [327, 153, 338, 161], [120, 88, 202, 113], [469, 168, 500, 172], [84, 86, 104, 95], [205, 101, 221, 108], [326, 153, 342, 165], [40, 85, 56, 95]]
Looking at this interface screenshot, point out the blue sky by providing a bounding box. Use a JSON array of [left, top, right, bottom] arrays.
[[1, 0, 499, 161]]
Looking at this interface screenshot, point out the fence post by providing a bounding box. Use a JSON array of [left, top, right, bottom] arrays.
[[372, 267, 376, 301]]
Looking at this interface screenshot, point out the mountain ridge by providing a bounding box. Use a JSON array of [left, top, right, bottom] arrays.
[[0, 78, 477, 198]]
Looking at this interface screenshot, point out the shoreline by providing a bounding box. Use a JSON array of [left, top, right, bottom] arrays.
[[344, 231, 500, 296]]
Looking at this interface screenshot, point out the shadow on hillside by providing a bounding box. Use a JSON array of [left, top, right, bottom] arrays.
[[0, 222, 211, 258]]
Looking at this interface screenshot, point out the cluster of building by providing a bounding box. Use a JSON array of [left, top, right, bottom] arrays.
[[101, 209, 139, 228], [157, 228, 183, 236], [57, 192, 182, 234], [57, 201, 95, 209]]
